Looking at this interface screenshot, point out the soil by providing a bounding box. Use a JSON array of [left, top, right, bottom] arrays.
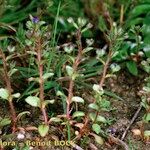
[[0, 71, 150, 150]]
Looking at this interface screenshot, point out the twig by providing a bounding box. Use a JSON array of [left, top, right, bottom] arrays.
[[70, 142, 84, 150], [109, 135, 129, 150], [121, 104, 142, 140]]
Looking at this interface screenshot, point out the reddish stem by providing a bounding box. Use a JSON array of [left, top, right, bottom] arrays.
[[99, 50, 112, 87], [66, 30, 83, 119], [36, 38, 48, 124], [0, 49, 17, 132]]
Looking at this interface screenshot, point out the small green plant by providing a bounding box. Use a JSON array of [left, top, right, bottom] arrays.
[[0, 1, 150, 149], [23, 15, 55, 137], [139, 75, 150, 142]]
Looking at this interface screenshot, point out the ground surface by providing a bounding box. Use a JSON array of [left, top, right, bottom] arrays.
[[0, 71, 150, 150]]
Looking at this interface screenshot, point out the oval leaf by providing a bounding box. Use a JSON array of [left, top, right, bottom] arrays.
[[43, 73, 54, 80], [72, 111, 85, 118], [38, 124, 49, 137], [0, 118, 11, 127], [144, 113, 150, 121], [25, 96, 40, 107], [49, 117, 62, 123], [92, 124, 101, 134], [12, 93, 21, 98], [66, 65, 74, 76], [89, 113, 96, 122], [0, 88, 9, 100], [126, 61, 138, 76], [97, 115, 107, 123], [42, 100, 55, 108], [72, 96, 84, 104], [91, 133, 104, 145], [144, 130, 150, 137], [88, 103, 99, 111]]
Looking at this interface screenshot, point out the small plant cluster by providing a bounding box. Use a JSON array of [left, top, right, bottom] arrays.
[[138, 75, 150, 142], [0, 14, 125, 149], [0, 0, 150, 150]]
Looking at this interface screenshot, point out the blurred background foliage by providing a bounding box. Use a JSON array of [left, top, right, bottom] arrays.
[[0, 0, 150, 75]]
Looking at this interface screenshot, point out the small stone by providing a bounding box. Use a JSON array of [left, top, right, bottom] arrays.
[[132, 129, 141, 136]]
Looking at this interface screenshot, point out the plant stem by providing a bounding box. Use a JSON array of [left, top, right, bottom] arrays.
[[66, 29, 83, 119], [0, 49, 17, 132], [94, 45, 112, 122], [120, 5, 124, 25], [99, 50, 112, 87], [36, 38, 48, 124]]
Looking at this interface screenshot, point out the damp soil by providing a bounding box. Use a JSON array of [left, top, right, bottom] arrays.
[[0, 71, 150, 150]]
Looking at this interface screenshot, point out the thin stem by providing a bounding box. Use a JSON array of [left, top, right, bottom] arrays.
[[99, 50, 112, 87], [36, 38, 48, 124], [66, 29, 83, 119], [0, 49, 17, 132], [120, 5, 124, 25]]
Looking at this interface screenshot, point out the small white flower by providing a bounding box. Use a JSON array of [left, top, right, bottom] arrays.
[[147, 58, 150, 63], [141, 60, 147, 66], [138, 51, 144, 56], [113, 22, 117, 27], [143, 45, 150, 52], [96, 49, 105, 58], [77, 17, 87, 27], [67, 17, 74, 24], [64, 44, 74, 53], [86, 23, 93, 29], [118, 27, 123, 35], [17, 133, 25, 140], [130, 43, 137, 49], [110, 63, 121, 73], [86, 39, 94, 46], [7, 46, 15, 53]]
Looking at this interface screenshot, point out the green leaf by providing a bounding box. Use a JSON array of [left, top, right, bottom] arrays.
[[104, 90, 123, 101], [89, 113, 107, 123], [89, 113, 95, 122], [42, 100, 55, 108], [126, 61, 138, 76], [12, 93, 21, 98], [131, 4, 150, 18], [92, 124, 101, 134], [144, 113, 150, 121], [17, 111, 31, 121], [72, 111, 85, 118], [97, 115, 107, 123], [71, 96, 84, 104], [143, 86, 150, 93], [38, 124, 49, 137], [88, 103, 99, 111], [66, 65, 74, 77], [93, 84, 104, 95], [91, 133, 104, 145], [0, 118, 11, 127], [49, 117, 62, 122], [25, 96, 40, 107], [43, 73, 54, 80], [0, 88, 9, 100], [144, 130, 150, 137], [98, 16, 107, 32]]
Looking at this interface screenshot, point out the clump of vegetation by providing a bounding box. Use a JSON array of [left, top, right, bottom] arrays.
[[0, 0, 150, 150]]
